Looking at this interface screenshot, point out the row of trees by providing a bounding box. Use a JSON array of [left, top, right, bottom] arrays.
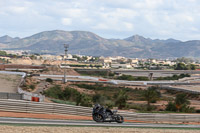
[[0, 51, 7, 56], [156, 74, 190, 80], [142, 87, 194, 112], [174, 63, 196, 70], [44, 84, 194, 112]]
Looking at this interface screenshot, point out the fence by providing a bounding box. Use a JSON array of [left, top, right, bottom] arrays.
[[0, 99, 200, 123]]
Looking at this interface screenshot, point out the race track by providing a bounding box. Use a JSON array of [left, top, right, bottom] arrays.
[[0, 117, 200, 128]]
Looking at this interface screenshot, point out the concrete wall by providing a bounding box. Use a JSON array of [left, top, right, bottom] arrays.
[[0, 92, 22, 100]]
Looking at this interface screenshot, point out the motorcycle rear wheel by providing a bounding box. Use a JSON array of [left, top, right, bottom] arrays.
[[93, 114, 104, 122]]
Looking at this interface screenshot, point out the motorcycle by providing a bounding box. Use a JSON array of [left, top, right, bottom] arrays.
[[92, 104, 124, 123]]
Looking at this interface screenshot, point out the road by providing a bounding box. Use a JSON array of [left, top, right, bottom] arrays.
[[0, 117, 200, 128], [112, 70, 200, 78], [36, 74, 200, 86]]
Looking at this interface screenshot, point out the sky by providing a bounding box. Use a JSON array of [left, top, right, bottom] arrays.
[[0, 0, 200, 41]]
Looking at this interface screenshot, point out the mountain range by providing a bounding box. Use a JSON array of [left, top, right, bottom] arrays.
[[0, 30, 200, 58]]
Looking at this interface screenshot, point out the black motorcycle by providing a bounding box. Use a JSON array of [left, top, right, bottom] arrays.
[[92, 104, 124, 123]]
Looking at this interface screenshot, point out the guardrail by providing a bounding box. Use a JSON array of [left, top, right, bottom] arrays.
[[0, 99, 200, 123], [160, 86, 200, 94]]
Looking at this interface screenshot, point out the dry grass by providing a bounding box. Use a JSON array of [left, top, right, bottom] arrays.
[[0, 125, 199, 133]]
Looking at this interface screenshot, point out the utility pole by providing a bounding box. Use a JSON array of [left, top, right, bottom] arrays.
[[63, 44, 69, 83]]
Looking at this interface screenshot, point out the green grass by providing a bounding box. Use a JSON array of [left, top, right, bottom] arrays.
[[51, 99, 76, 105], [137, 111, 188, 113], [0, 123, 200, 130]]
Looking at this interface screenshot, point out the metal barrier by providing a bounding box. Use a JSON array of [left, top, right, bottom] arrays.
[[0, 99, 200, 123], [160, 86, 200, 94]]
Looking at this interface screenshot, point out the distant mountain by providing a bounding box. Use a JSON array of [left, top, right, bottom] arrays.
[[0, 35, 20, 44], [1, 30, 200, 58]]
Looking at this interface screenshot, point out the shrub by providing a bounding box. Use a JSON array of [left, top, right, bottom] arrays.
[[44, 85, 93, 107], [43, 85, 63, 99], [116, 74, 149, 81], [92, 94, 106, 104], [156, 74, 190, 80], [46, 78, 53, 83], [29, 84, 35, 90], [128, 104, 147, 111], [166, 101, 176, 111]]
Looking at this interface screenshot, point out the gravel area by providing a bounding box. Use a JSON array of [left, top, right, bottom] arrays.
[[0, 73, 21, 93], [0, 125, 199, 133]]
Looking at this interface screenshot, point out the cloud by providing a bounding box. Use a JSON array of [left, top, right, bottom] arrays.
[[61, 18, 72, 25], [124, 22, 134, 30], [0, 0, 200, 41]]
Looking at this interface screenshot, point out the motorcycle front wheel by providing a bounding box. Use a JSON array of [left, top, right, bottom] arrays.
[[115, 115, 124, 123]]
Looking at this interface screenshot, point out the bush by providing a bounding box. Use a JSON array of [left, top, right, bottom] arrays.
[[51, 99, 76, 105], [43, 85, 63, 99], [156, 74, 190, 80], [180, 105, 195, 113], [105, 102, 114, 109], [46, 78, 53, 83], [166, 101, 176, 111], [44, 85, 92, 107], [79, 94, 92, 107], [116, 74, 149, 81], [29, 84, 35, 90], [92, 94, 106, 104], [128, 104, 147, 111]]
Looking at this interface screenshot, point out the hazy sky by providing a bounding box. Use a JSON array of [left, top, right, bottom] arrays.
[[0, 0, 200, 41]]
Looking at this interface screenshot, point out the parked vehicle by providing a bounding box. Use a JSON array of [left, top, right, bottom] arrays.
[[92, 104, 124, 123]]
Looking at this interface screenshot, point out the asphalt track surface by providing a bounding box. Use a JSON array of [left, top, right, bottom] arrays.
[[0, 117, 200, 128]]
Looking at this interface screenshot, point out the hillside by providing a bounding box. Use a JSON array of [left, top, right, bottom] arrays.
[[0, 35, 20, 44], [1, 30, 200, 58]]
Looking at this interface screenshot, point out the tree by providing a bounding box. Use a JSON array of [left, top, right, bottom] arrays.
[[189, 64, 196, 70], [165, 101, 176, 111], [166, 93, 194, 112], [175, 63, 187, 70], [115, 90, 128, 109], [176, 57, 194, 64], [0, 51, 7, 56], [175, 93, 190, 112], [143, 86, 160, 111]]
